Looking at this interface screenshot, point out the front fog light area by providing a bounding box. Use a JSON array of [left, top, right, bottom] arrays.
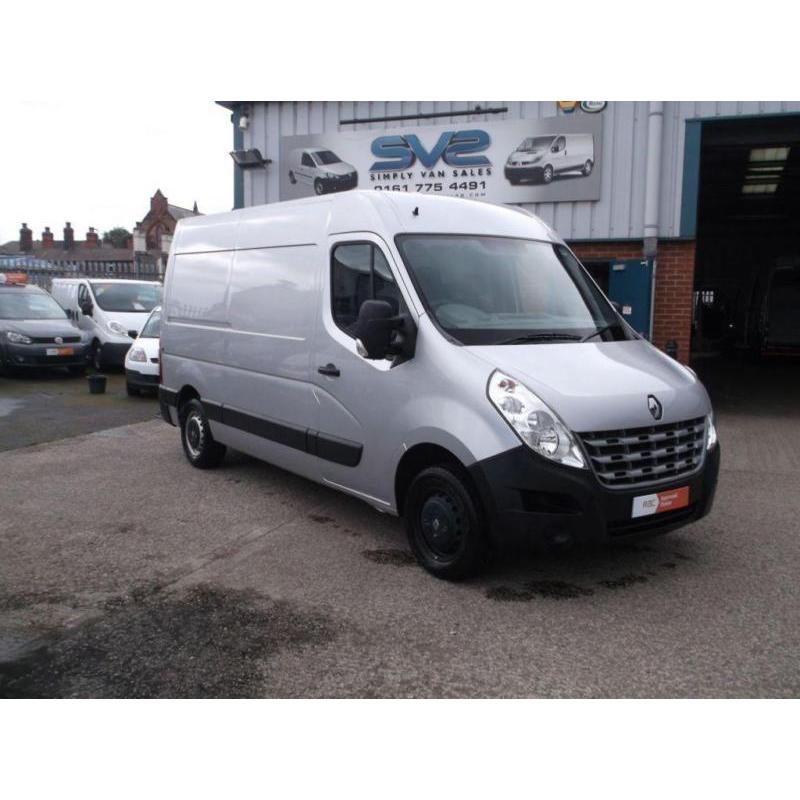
[[488, 371, 586, 468]]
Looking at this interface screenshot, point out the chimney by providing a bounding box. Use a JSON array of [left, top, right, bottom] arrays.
[[85, 226, 99, 248], [192, 201, 199, 214], [42, 226, 54, 248], [20, 223, 33, 252], [63, 222, 74, 250]]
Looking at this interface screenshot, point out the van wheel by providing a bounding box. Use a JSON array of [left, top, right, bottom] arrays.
[[68, 365, 86, 376], [288, 170, 297, 184], [582, 159, 594, 176], [180, 398, 226, 469], [126, 382, 140, 397], [314, 179, 325, 196], [542, 164, 554, 184], [405, 465, 487, 580]]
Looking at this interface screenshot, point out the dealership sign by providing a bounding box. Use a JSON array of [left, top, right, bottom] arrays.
[[278, 114, 602, 204]]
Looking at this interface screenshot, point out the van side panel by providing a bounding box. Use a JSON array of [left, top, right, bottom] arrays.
[[167, 251, 233, 368], [219, 244, 319, 432]]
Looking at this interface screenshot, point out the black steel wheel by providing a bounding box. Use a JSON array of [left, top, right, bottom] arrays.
[[180, 398, 226, 469], [582, 159, 593, 176], [405, 465, 487, 580]]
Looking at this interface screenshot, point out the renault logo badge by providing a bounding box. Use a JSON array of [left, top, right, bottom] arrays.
[[647, 394, 663, 421], [55, 336, 63, 344]]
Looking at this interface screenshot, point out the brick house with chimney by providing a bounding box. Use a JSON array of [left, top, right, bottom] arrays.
[[0, 190, 200, 278]]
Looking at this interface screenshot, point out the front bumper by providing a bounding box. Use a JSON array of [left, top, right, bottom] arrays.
[[2, 341, 89, 369], [100, 341, 135, 367], [468, 444, 720, 547], [320, 172, 358, 193], [504, 164, 543, 182], [125, 367, 159, 389]]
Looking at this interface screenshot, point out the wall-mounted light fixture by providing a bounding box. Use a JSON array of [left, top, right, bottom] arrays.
[[229, 149, 272, 169], [238, 113, 250, 131]]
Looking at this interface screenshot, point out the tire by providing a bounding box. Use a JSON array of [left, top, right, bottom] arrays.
[[126, 382, 140, 396], [314, 179, 325, 196], [91, 341, 104, 372], [582, 159, 594, 176], [179, 398, 226, 469], [288, 170, 297, 185], [404, 464, 488, 580], [68, 365, 86, 376], [542, 164, 554, 184]]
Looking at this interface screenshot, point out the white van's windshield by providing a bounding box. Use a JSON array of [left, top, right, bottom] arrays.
[[518, 137, 554, 152], [314, 150, 341, 165], [90, 282, 162, 313], [396, 235, 626, 346]]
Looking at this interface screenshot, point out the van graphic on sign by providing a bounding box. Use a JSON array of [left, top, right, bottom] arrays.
[[288, 147, 358, 196], [504, 133, 594, 185]]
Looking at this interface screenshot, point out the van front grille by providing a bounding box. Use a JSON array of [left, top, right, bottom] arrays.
[[578, 417, 706, 488]]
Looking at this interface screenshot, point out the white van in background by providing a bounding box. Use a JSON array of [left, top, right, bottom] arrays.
[[159, 191, 719, 580], [51, 278, 163, 370], [288, 147, 358, 195], [505, 134, 595, 185]]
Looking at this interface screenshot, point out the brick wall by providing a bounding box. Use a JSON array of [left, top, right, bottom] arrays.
[[569, 239, 696, 364]]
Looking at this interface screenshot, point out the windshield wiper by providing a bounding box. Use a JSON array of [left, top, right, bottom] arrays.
[[581, 323, 620, 342], [494, 332, 583, 345]]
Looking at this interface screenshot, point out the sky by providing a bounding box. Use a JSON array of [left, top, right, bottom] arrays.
[[0, 99, 231, 246]]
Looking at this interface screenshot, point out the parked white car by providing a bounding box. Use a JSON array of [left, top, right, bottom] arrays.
[[51, 278, 163, 370], [124, 306, 161, 396], [505, 133, 595, 185], [288, 147, 358, 195]]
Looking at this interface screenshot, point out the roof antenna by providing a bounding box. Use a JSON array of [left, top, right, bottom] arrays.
[[412, 206, 419, 217]]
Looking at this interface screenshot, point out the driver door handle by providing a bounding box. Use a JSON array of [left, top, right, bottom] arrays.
[[318, 363, 340, 377]]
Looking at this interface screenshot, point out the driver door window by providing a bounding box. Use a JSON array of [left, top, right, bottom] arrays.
[[331, 243, 406, 336], [301, 152, 315, 168]]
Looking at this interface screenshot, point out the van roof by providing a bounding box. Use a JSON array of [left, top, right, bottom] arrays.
[[172, 191, 561, 254]]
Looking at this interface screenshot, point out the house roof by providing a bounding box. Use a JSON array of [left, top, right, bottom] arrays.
[[0, 241, 133, 261]]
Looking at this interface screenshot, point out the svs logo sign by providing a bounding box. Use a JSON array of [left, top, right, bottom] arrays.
[[370, 129, 491, 171]]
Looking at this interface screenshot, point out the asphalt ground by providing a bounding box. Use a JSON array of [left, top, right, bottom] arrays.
[[0, 356, 798, 697], [0, 368, 158, 452]]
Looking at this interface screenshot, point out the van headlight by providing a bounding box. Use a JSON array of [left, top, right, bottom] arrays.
[[488, 371, 586, 469], [127, 347, 147, 363], [706, 412, 718, 450], [6, 331, 33, 344], [107, 320, 128, 336]]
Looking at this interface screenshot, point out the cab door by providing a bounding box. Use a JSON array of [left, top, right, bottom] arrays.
[[297, 151, 316, 184], [552, 135, 567, 173], [76, 282, 97, 337], [311, 235, 416, 508]]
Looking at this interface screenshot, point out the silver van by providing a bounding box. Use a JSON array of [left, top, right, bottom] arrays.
[[159, 192, 719, 579], [505, 134, 594, 185], [288, 147, 358, 195]]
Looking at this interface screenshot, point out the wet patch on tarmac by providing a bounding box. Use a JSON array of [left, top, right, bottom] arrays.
[[599, 573, 649, 590], [486, 580, 595, 602], [308, 513, 334, 524], [0, 583, 336, 698], [362, 548, 416, 567]]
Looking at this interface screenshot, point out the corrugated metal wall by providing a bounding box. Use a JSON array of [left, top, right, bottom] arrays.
[[241, 101, 800, 242]]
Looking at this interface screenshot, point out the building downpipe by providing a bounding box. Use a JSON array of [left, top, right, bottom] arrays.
[[643, 101, 664, 258]]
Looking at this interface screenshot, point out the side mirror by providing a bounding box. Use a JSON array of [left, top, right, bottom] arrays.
[[80, 301, 93, 317], [551, 145, 558, 153], [354, 299, 416, 362]]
